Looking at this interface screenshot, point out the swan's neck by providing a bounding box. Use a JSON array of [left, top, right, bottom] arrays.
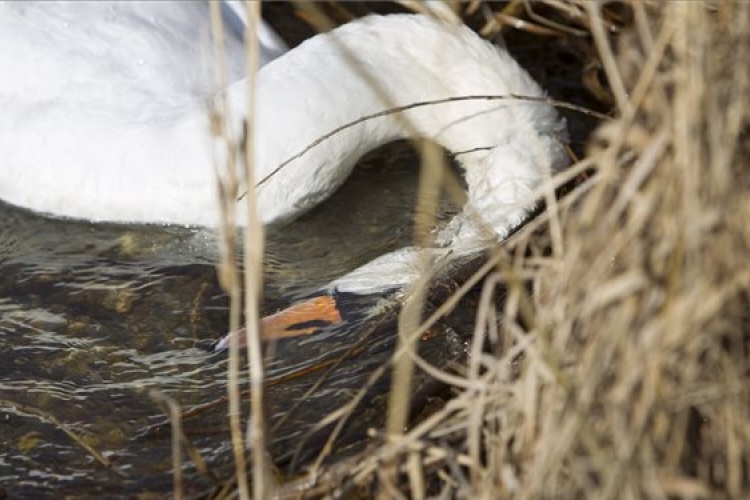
[[230, 15, 567, 249]]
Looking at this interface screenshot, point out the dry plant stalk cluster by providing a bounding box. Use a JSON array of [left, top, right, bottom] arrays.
[[216, 1, 750, 499], [495, 3, 750, 497], [282, 2, 749, 499]]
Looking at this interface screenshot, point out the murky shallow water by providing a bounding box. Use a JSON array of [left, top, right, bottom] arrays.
[[0, 147, 464, 498]]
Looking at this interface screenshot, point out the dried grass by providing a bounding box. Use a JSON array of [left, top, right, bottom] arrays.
[[212, 1, 750, 498]]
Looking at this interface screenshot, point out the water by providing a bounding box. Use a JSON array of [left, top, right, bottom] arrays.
[[0, 146, 463, 497]]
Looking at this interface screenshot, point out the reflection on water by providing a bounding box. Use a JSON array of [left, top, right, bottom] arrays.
[[0, 144, 460, 497]]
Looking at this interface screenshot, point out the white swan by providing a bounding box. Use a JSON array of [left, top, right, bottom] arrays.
[[0, 7, 569, 343]]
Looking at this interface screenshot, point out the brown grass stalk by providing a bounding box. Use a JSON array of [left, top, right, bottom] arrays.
[[208, 3, 248, 499], [149, 391, 186, 500], [242, 3, 271, 499], [384, 139, 445, 497]]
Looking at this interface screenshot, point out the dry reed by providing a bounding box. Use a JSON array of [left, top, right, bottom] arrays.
[[211, 1, 750, 498]]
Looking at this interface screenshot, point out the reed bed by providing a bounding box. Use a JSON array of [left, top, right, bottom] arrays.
[[212, 1, 750, 498]]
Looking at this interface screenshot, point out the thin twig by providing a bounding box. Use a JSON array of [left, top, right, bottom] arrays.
[[585, 2, 628, 112], [240, 94, 609, 200], [208, 3, 249, 499], [242, 3, 272, 499], [149, 391, 185, 500]]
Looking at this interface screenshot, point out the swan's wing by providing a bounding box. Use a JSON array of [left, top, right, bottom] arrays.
[[0, 1, 286, 108], [0, 1, 282, 225]]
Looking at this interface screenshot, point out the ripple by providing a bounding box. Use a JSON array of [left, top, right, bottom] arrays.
[[0, 156, 436, 496]]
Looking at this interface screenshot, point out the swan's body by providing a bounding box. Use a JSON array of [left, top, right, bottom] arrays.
[[0, 0, 286, 224], [0, 8, 569, 336]]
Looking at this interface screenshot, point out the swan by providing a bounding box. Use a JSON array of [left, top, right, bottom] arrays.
[[0, 7, 569, 346]]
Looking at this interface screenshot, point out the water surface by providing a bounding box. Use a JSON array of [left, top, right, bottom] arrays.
[[0, 148, 462, 497]]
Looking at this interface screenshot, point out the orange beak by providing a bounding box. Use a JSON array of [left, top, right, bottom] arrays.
[[215, 294, 344, 351]]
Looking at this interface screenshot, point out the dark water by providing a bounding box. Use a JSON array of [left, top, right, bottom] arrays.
[[0, 147, 464, 498]]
